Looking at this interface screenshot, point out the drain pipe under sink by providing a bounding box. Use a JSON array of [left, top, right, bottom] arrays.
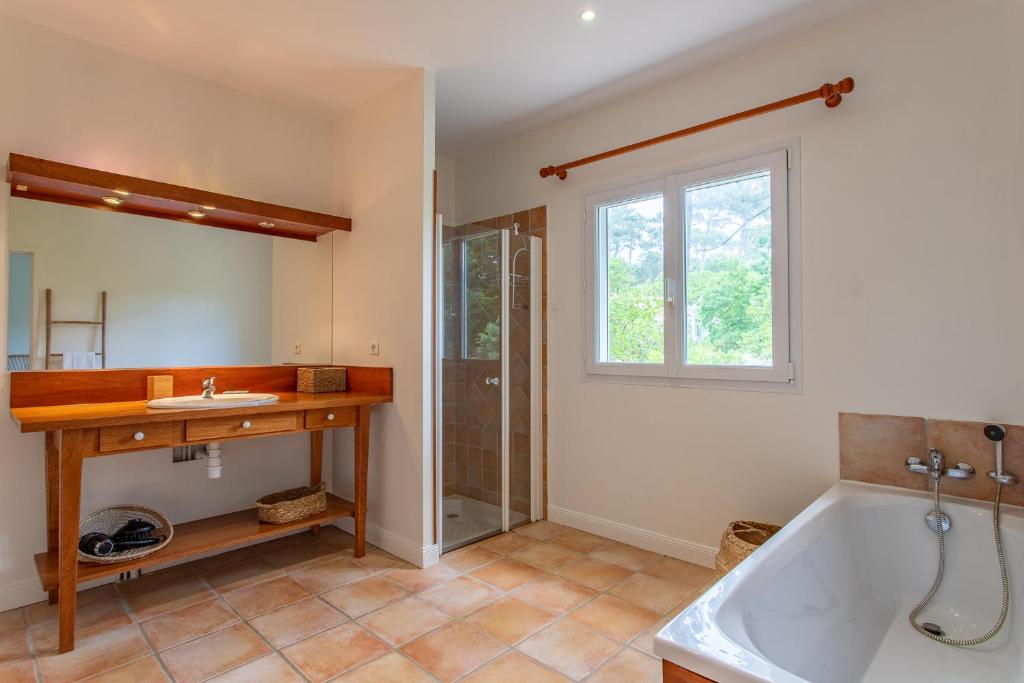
[[205, 441, 223, 478]]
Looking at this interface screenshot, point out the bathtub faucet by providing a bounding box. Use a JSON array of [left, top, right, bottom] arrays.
[[906, 449, 974, 481]]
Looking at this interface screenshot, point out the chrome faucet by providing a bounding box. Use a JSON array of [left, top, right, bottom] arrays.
[[906, 448, 974, 481], [201, 377, 216, 399]]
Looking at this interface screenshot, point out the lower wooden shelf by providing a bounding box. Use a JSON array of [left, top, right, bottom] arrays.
[[35, 493, 355, 591]]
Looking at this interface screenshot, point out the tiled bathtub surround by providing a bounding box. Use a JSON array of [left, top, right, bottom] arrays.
[[839, 413, 1024, 506]]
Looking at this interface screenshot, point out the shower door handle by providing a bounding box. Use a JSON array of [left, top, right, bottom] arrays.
[[485, 377, 500, 386]]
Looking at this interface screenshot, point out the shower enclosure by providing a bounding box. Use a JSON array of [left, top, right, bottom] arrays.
[[436, 217, 543, 553]]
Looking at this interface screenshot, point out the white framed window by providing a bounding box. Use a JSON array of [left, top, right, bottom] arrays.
[[584, 144, 800, 389]]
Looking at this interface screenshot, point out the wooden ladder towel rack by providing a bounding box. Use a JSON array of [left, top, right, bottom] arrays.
[[539, 76, 855, 180], [44, 289, 107, 369]]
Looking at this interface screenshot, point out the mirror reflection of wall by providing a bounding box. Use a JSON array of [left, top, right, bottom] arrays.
[[6, 197, 331, 371]]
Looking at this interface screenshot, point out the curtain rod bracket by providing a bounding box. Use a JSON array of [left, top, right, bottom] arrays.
[[538, 75, 855, 180]]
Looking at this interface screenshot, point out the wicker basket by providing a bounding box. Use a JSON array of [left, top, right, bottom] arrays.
[[78, 505, 173, 565], [714, 520, 781, 575], [257, 482, 327, 524], [297, 367, 347, 393]]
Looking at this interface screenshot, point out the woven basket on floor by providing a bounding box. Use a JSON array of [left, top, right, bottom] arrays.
[[257, 482, 327, 524], [715, 520, 781, 575], [77, 505, 173, 565]]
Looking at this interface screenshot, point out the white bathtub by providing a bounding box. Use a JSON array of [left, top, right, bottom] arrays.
[[655, 481, 1024, 683]]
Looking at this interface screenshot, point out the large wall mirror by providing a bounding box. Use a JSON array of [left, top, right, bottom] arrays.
[[6, 197, 333, 371]]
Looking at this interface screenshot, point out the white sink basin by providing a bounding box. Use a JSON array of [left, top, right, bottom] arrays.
[[147, 393, 280, 409]]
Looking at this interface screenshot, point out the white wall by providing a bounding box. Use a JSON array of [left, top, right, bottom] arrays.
[[454, 0, 1024, 563], [330, 71, 437, 565], [0, 15, 336, 609], [435, 154, 457, 226], [10, 198, 273, 368]]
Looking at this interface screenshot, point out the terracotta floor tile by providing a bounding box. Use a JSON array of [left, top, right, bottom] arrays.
[[25, 585, 118, 625], [222, 575, 311, 619], [382, 563, 460, 593], [469, 558, 544, 591], [160, 623, 270, 683], [548, 529, 612, 554], [554, 558, 633, 591], [114, 567, 195, 599], [513, 575, 597, 614], [321, 576, 408, 618], [401, 621, 505, 682], [138, 598, 238, 651], [262, 541, 341, 572], [589, 543, 661, 572], [352, 547, 414, 573], [641, 556, 717, 588], [630, 614, 673, 656], [315, 527, 356, 552], [203, 558, 284, 594], [282, 623, 390, 682], [509, 542, 582, 572], [0, 628, 29, 665], [189, 546, 261, 575], [36, 623, 150, 682], [80, 655, 169, 682], [587, 647, 661, 683], [478, 533, 537, 555], [512, 520, 569, 541], [609, 573, 694, 614], [440, 546, 500, 573], [29, 598, 132, 654], [419, 576, 502, 616], [0, 660, 36, 682], [568, 594, 658, 641], [248, 597, 347, 648], [518, 620, 619, 680], [290, 558, 372, 594], [357, 597, 450, 646], [460, 650, 570, 683], [206, 653, 303, 682], [464, 596, 555, 645], [0, 610, 23, 633], [334, 651, 438, 682]]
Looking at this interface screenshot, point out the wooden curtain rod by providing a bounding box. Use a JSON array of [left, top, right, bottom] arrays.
[[539, 76, 854, 180]]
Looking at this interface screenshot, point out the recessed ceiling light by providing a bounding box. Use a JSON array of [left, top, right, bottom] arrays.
[[102, 196, 124, 206], [187, 209, 207, 219], [258, 221, 276, 229], [111, 189, 131, 196], [580, 8, 597, 22]]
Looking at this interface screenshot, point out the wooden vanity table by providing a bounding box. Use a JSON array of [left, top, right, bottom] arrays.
[[9, 364, 392, 653]]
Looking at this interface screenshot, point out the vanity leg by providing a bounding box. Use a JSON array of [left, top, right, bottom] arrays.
[[57, 429, 91, 653], [45, 432, 60, 605], [309, 430, 324, 536], [354, 406, 370, 558]]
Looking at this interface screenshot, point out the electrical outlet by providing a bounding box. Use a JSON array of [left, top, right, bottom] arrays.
[[293, 342, 302, 355], [369, 340, 380, 356]]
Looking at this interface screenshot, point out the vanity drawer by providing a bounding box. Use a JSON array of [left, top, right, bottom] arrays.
[[99, 421, 184, 453], [186, 411, 303, 441], [305, 406, 357, 429]]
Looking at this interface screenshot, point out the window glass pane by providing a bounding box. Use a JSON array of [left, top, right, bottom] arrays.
[[684, 169, 772, 367], [441, 241, 457, 359], [600, 194, 664, 363], [463, 233, 501, 360]]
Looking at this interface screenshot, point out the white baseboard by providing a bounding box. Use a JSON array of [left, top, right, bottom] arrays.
[[333, 519, 439, 568], [547, 504, 717, 568], [0, 577, 45, 613]]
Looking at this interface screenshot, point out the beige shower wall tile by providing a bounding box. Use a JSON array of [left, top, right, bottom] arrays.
[[927, 420, 1024, 506], [838, 413, 927, 491]]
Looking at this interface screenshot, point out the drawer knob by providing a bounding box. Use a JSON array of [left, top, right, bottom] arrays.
[[327, 413, 335, 421], [241, 420, 252, 429], [133, 432, 145, 441]]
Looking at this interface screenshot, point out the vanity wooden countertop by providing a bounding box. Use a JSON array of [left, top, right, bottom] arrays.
[[10, 390, 392, 433]]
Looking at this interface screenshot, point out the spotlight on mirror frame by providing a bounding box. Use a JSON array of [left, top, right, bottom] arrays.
[[102, 196, 124, 207], [186, 209, 207, 219]]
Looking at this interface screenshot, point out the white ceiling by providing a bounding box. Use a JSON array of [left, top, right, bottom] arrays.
[[0, 0, 871, 155]]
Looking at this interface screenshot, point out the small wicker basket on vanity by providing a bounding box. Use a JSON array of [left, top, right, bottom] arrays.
[[297, 367, 347, 393]]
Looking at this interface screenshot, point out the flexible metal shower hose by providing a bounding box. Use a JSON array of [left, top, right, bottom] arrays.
[[908, 477, 1010, 646]]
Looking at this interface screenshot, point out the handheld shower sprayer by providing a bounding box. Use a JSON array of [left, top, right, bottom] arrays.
[[985, 424, 1017, 485]]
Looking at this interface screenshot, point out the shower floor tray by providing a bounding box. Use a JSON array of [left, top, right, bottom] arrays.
[[442, 494, 528, 552]]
